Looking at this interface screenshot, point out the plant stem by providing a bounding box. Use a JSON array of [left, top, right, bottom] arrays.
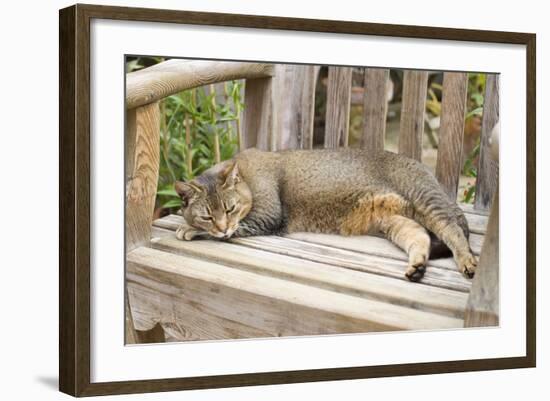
[[213, 133, 221, 164], [185, 114, 193, 177], [235, 100, 242, 150], [160, 100, 177, 182], [210, 84, 221, 164], [224, 82, 233, 140]]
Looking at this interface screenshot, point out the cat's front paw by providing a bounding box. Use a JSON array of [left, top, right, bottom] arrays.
[[175, 224, 200, 241], [457, 252, 477, 278]]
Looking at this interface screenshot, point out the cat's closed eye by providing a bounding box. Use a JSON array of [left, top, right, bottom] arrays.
[[198, 215, 213, 222]]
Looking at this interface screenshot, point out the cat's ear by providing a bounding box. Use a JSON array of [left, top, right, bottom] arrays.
[[174, 181, 202, 207], [222, 162, 241, 188]]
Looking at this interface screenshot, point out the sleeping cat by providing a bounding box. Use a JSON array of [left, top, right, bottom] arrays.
[[174, 148, 477, 282]]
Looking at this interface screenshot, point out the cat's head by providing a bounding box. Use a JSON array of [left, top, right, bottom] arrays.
[[174, 161, 252, 239]]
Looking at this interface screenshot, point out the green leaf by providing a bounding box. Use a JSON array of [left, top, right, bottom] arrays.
[[465, 106, 483, 120], [157, 188, 179, 197], [162, 199, 182, 209], [462, 185, 476, 204]]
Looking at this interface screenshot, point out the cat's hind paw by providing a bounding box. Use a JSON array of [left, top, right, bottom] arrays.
[[405, 262, 426, 282], [405, 252, 427, 282], [457, 253, 477, 278]]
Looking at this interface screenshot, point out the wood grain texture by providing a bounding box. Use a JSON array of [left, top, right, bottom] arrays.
[[128, 281, 271, 341], [151, 235, 468, 317], [79, 4, 535, 45], [361, 68, 389, 152], [464, 189, 499, 327], [232, 236, 472, 293], [271, 64, 319, 150], [126, 288, 167, 344], [242, 76, 274, 150], [464, 211, 488, 235], [126, 59, 273, 109], [284, 231, 483, 263], [399, 70, 429, 161], [125, 291, 138, 344], [151, 214, 483, 293], [126, 102, 160, 251], [127, 247, 464, 338], [125, 108, 137, 184], [324, 67, 352, 148], [474, 74, 499, 210], [435, 72, 469, 201], [460, 203, 489, 216]]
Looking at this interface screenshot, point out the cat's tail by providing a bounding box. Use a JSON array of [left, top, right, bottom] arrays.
[[428, 212, 470, 259], [429, 233, 453, 259]]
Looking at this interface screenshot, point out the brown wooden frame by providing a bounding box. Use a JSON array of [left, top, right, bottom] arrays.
[[59, 3, 536, 397]]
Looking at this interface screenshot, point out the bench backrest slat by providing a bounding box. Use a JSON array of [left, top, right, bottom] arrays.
[[474, 74, 499, 211], [272, 65, 319, 151], [324, 66, 353, 148], [243, 76, 274, 151], [362, 68, 390, 152], [399, 70, 429, 161], [435, 72, 469, 202]]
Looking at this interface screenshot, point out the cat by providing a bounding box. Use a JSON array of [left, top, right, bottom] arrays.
[[174, 148, 477, 282]]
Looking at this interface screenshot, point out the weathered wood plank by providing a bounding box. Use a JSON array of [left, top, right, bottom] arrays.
[[127, 247, 464, 337], [324, 67, 353, 148], [125, 108, 137, 184], [464, 212, 488, 235], [399, 70, 429, 161], [271, 64, 319, 150], [126, 60, 274, 109], [126, 285, 167, 344], [460, 202, 489, 216], [128, 279, 271, 341], [361, 68, 389, 152], [474, 74, 499, 211], [435, 72, 469, 201], [125, 291, 138, 344], [464, 188, 499, 327], [242, 77, 274, 150], [151, 225, 174, 239], [151, 235, 468, 318], [286, 231, 483, 262], [234, 235, 472, 293], [151, 215, 472, 292], [126, 102, 160, 251]]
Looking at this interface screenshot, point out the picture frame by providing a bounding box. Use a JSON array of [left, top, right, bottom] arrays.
[[59, 3, 536, 396]]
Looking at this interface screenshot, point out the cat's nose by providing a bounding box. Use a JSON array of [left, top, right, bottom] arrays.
[[214, 218, 228, 233]]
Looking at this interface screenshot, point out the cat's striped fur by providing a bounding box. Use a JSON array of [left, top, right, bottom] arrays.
[[175, 148, 477, 281]]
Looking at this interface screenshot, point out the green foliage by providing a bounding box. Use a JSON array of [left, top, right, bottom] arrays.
[[125, 56, 165, 72], [426, 82, 443, 117], [426, 73, 486, 119], [155, 82, 243, 211], [465, 72, 486, 120], [461, 140, 480, 204], [460, 73, 486, 204]]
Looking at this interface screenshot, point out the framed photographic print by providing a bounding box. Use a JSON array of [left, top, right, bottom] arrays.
[[59, 3, 536, 397]]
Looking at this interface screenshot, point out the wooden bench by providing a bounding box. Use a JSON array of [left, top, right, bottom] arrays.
[[125, 60, 499, 343]]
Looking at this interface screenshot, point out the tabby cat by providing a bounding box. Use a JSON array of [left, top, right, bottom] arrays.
[[174, 148, 477, 282]]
